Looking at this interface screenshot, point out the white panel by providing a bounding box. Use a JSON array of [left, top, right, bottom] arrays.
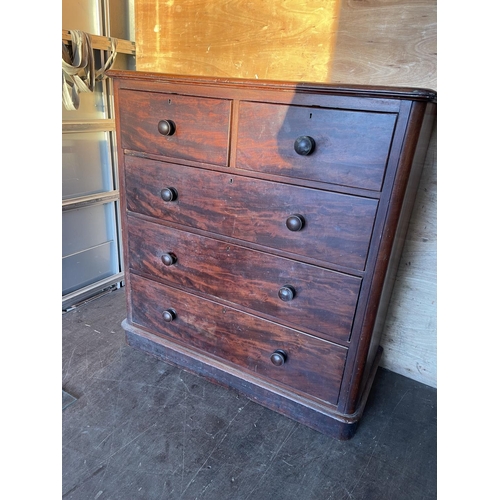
[[62, 203, 120, 295], [62, 131, 113, 199]]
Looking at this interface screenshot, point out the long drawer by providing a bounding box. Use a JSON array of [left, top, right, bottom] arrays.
[[236, 101, 397, 191], [124, 156, 378, 270], [127, 216, 361, 342], [118, 90, 231, 166], [130, 274, 348, 405]]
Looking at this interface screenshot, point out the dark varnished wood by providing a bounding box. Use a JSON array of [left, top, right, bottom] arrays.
[[124, 155, 378, 271], [129, 274, 347, 406], [108, 69, 436, 102], [236, 101, 397, 191], [127, 216, 361, 343], [110, 71, 436, 439], [118, 89, 231, 166]]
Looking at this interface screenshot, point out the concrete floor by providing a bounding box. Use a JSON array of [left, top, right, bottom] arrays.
[[62, 287, 437, 499]]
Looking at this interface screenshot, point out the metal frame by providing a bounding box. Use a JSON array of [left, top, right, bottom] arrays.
[[62, 0, 135, 311]]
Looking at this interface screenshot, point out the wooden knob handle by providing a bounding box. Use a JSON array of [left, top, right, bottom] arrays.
[[161, 253, 177, 266], [158, 119, 176, 136], [162, 309, 177, 322], [286, 214, 304, 232], [270, 350, 287, 366], [294, 136, 315, 156], [278, 285, 295, 302], [160, 187, 178, 202]]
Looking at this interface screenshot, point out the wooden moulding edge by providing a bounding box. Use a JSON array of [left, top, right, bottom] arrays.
[[106, 70, 437, 102]]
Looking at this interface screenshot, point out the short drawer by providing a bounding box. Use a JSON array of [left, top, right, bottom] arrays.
[[236, 101, 397, 191], [124, 156, 378, 270], [118, 90, 230, 166], [130, 274, 347, 405], [127, 217, 361, 343]]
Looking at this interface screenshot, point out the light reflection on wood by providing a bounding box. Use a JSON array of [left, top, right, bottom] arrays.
[[135, 0, 436, 90], [135, 0, 340, 82]]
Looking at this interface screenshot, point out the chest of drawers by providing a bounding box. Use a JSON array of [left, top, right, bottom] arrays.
[[109, 70, 436, 439]]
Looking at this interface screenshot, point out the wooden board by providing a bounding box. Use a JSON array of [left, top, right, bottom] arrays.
[[331, 0, 437, 90], [135, 0, 340, 81], [135, 0, 436, 90]]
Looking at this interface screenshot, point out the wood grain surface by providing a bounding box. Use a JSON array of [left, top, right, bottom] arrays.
[[129, 273, 347, 405], [135, 0, 436, 90], [135, 0, 340, 81], [236, 101, 397, 191], [331, 0, 437, 90], [119, 89, 231, 165], [127, 216, 362, 343], [124, 155, 378, 270]]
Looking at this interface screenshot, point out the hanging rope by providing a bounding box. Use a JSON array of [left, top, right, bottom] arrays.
[[62, 30, 118, 111]]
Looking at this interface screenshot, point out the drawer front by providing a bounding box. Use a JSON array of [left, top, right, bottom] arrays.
[[130, 274, 347, 405], [236, 101, 397, 191], [127, 217, 361, 342], [118, 90, 231, 166], [124, 156, 378, 270]]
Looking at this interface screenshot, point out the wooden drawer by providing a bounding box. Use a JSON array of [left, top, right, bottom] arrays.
[[130, 274, 347, 405], [118, 90, 231, 166], [236, 101, 397, 191], [127, 217, 361, 342], [124, 156, 378, 270]]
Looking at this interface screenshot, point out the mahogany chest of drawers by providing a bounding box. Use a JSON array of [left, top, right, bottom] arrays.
[[109, 70, 436, 439]]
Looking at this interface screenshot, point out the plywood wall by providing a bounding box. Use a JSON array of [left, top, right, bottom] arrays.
[[134, 0, 437, 387], [135, 0, 341, 81], [332, 0, 437, 387], [381, 128, 436, 387], [331, 0, 437, 90]]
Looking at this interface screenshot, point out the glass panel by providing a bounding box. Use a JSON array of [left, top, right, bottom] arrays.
[[62, 202, 120, 295], [62, 241, 115, 295], [62, 202, 117, 256], [62, 79, 107, 121], [62, 131, 113, 199]]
